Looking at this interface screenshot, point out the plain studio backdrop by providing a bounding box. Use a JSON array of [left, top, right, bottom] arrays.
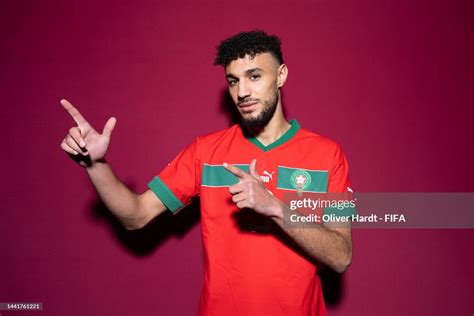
[[1, 0, 473, 315]]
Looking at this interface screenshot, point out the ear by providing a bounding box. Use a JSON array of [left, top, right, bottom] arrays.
[[277, 63, 288, 88]]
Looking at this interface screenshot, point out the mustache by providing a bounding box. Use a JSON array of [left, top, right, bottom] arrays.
[[237, 98, 260, 106]]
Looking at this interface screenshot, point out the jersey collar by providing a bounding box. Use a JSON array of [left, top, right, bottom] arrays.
[[243, 119, 300, 152]]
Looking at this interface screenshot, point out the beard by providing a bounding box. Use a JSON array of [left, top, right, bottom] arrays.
[[239, 89, 279, 131]]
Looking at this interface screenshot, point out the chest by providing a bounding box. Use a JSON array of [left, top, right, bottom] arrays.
[[200, 149, 331, 195]]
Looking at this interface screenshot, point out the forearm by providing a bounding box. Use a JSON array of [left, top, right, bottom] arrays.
[[85, 160, 144, 229], [271, 200, 352, 273]]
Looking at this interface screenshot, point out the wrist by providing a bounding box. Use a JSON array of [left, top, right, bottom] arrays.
[[84, 158, 107, 172], [269, 199, 286, 221]]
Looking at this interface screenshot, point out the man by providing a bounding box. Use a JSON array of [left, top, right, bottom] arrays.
[[60, 30, 352, 315]]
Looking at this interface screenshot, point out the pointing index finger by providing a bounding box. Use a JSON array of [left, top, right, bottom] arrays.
[[223, 162, 249, 179], [60, 99, 89, 128]]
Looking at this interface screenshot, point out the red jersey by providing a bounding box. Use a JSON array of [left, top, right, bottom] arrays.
[[148, 120, 352, 315]]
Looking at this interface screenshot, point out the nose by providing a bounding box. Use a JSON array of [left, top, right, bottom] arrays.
[[237, 80, 251, 100]]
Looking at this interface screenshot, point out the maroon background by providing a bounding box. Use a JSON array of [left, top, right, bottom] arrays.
[[1, 0, 473, 315]]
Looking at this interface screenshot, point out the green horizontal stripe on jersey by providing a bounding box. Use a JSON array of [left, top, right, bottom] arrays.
[[148, 176, 183, 213], [324, 205, 357, 218], [202, 164, 249, 187], [277, 166, 328, 193]]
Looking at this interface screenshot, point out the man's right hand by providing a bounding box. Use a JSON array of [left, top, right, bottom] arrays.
[[60, 99, 116, 167]]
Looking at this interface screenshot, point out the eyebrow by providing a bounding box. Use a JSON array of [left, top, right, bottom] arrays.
[[226, 67, 263, 79]]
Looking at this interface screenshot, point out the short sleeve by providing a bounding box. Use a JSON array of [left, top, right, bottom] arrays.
[[148, 137, 201, 214], [324, 143, 355, 219], [327, 143, 353, 193]]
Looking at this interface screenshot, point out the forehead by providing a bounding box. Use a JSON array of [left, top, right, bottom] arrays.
[[225, 53, 278, 75]]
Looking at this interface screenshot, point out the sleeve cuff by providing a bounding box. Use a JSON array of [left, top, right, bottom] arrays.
[[148, 176, 184, 214]]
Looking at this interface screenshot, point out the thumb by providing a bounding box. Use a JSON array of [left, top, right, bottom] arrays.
[[102, 117, 117, 137], [249, 158, 260, 178]]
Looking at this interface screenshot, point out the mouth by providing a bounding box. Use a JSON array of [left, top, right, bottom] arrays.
[[238, 101, 259, 113]]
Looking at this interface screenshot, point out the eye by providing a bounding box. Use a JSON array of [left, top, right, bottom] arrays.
[[228, 80, 237, 86], [250, 74, 261, 80]]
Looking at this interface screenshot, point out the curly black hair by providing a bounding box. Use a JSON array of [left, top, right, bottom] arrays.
[[214, 30, 284, 67]]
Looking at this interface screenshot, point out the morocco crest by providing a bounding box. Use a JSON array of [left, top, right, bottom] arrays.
[[290, 170, 312, 196]]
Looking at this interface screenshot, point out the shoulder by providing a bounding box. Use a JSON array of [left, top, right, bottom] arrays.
[[296, 127, 342, 153], [194, 124, 241, 145], [295, 127, 351, 178]]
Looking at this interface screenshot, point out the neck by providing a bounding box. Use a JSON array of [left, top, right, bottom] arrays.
[[247, 104, 290, 146]]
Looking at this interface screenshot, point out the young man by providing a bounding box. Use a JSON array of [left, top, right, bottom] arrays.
[[60, 30, 352, 315]]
